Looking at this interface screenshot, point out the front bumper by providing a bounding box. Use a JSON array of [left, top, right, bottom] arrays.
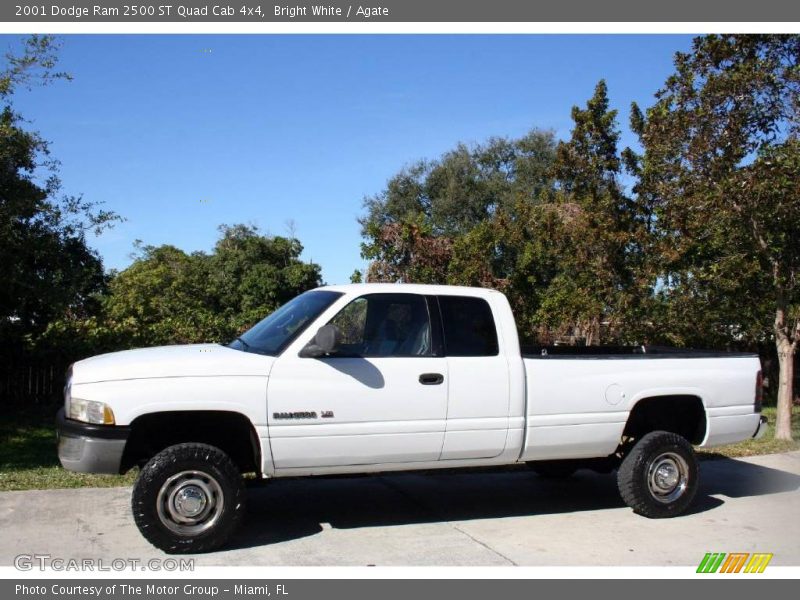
[[56, 408, 130, 474], [752, 415, 768, 440]]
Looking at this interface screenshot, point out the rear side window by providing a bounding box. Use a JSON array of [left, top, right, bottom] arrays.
[[438, 296, 499, 357]]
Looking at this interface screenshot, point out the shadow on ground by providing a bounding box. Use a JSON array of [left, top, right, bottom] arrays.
[[227, 455, 800, 551]]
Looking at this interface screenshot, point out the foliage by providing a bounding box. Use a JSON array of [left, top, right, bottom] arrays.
[[359, 130, 561, 343], [447, 200, 560, 344], [360, 130, 557, 239], [628, 34, 800, 439], [1, 37, 322, 369], [0, 36, 119, 358], [360, 85, 645, 346], [362, 218, 453, 284], [40, 225, 323, 355], [539, 80, 643, 345], [358, 37, 799, 393], [0, 35, 72, 97], [103, 244, 218, 346], [209, 224, 322, 328]]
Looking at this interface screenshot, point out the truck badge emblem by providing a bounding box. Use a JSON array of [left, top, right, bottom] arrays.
[[273, 411, 317, 420]]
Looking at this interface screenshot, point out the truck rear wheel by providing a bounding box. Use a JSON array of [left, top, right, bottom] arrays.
[[617, 431, 698, 518], [132, 443, 246, 553]]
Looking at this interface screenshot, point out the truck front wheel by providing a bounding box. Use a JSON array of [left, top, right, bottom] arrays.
[[132, 443, 246, 553], [617, 431, 698, 518]]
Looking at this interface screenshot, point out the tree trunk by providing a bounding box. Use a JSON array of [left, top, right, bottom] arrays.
[[775, 328, 796, 441], [584, 316, 601, 346]]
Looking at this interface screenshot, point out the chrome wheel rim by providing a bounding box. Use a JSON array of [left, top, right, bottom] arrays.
[[156, 470, 224, 535], [647, 452, 689, 504]]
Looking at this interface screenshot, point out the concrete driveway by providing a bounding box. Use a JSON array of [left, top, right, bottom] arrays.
[[1, 452, 799, 566]]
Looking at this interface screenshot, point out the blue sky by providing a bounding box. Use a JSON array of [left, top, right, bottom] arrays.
[[7, 34, 693, 284]]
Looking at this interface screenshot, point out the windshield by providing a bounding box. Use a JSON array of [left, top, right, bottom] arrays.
[[228, 290, 343, 356]]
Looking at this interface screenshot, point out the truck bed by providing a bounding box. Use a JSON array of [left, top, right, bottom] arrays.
[[519, 350, 762, 462]]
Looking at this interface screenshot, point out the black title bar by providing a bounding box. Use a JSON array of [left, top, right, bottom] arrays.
[[3, 0, 800, 22]]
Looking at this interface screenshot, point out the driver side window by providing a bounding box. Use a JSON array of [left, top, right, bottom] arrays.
[[328, 294, 432, 357]]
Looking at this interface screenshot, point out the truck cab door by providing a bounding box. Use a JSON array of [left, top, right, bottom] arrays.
[[437, 295, 511, 460], [266, 293, 448, 470]]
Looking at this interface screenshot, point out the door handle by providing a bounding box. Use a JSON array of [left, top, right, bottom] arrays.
[[419, 373, 444, 385]]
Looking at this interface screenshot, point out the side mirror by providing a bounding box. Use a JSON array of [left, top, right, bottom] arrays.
[[315, 324, 341, 353], [300, 324, 341, 358]]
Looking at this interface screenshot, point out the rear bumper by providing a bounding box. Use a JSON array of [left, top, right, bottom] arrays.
[[56, 408, 130, 474], [752, 415, 768, 440]]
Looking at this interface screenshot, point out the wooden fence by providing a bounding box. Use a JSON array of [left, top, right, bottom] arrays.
[[0, 362, 69, 405]]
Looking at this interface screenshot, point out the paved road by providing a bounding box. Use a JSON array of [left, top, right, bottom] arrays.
[[1, 452, 799, 567]]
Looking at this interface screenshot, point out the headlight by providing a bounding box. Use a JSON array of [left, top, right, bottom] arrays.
[[67, 397, 115, 425]]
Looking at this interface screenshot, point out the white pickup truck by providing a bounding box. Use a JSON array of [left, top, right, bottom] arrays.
[[57, 284, 767, 553]]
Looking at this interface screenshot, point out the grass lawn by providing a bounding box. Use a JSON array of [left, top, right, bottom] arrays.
[[0, 405, 137, 492], [0, 404, 798, 492]]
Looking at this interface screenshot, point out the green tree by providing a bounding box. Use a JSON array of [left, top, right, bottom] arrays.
[[360, 130, 556, 240], [358, 101, 644, 347], [103, 244, 217, 346], [0, 35, 119, 356], [447, 199, 562, 345], [359, 130, 557, 285], [93, 225, 323, 348], [541, 80, 641, 345], [629, 35, 800, 439], [209, 224, 322, 329], [361, 217, 453, 284]]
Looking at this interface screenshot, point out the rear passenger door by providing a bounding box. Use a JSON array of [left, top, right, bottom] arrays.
[[438, 295, 511, 460]]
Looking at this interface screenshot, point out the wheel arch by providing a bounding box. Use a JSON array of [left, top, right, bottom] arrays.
[[120, 410, 261, 475], [622, 393, 707, 446]]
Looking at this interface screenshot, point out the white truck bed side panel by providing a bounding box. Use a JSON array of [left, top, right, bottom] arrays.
[[521, 355, 760, 460]]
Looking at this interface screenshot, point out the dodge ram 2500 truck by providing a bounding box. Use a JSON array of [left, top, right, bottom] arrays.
[[57, 284, 767, 553]]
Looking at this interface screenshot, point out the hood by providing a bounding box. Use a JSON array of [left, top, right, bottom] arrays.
[[71, 344, 274, 384]]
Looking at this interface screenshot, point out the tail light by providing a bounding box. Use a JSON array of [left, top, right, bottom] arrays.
[[754, 370, 763, 412]]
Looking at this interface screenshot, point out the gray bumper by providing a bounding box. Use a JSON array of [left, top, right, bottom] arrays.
[[56, 408, 130, 474], [752, 415, 768, 440]]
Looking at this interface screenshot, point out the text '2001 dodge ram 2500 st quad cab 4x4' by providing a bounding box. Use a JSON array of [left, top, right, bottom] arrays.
[[57, 284, 767, 553]]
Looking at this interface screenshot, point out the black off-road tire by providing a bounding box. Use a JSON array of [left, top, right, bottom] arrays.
[[132, 443, 246, 554], [617, 431, 698, 518], [529, 460, 579, 479]]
